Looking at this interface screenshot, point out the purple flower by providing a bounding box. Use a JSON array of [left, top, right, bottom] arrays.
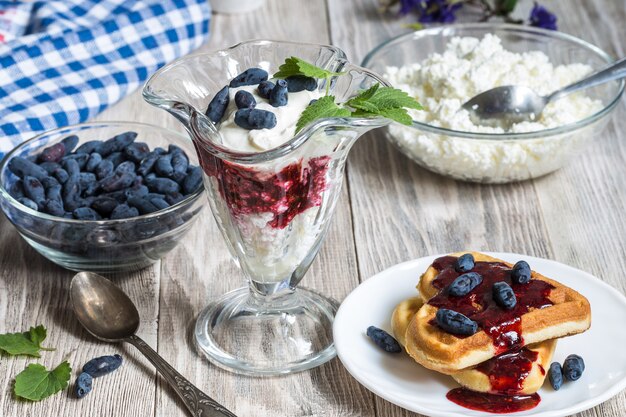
[[529, 2, 557, 30], [400, 0, 462, 23]]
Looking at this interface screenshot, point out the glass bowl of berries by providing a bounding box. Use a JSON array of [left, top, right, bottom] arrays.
[[0, 122, 206, 273]]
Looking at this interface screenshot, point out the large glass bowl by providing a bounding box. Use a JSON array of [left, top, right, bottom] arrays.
[[362, 23, 624, 183], [0, 122, 205, 273]]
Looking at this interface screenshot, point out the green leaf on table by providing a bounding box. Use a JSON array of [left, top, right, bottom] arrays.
[[345, 85, 422, 125], [295, 96, 351, 133], [402, 22, 424, 31], [14, 361, 71, 401], [0, 325, 53, 357], [273, 56, 344, 80]]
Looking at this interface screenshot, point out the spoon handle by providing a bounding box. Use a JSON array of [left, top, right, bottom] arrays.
[[549, 56, 626, 102], [125, 335, 237, 417]]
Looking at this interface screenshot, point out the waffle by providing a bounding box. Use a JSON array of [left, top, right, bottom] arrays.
[[391, 295, 556, 394], [405, 251, 591, 374]]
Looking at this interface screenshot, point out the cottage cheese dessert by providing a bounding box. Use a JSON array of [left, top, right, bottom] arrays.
[[384, 34, 605, 182], [196, 68, 342, 282]]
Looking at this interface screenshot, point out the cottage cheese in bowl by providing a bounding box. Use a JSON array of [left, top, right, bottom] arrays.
[[374, 31, 613, 183]]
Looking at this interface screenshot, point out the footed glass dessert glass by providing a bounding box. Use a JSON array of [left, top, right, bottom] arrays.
[[143, 40, 390, 375]]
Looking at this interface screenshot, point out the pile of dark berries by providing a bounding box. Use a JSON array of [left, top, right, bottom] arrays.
[[206, 67, 317, 130], [6, 132, 203, 220], [548, 354, 585, 390], [75, 354, 123, 398]]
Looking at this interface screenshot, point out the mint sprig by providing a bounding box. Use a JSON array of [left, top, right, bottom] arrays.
[[273, 56, 343, 81], [296, 96, 352, 133], [14, 361, 71, 401], [0, 325, 54, 357]]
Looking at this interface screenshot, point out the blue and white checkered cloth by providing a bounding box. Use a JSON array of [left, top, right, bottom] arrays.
[[0, 0, 211, 160]]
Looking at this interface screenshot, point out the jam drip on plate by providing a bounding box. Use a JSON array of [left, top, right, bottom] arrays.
[[198, 150, 330, 229], [428, 256, 555, 353], [476, 347, 539, 394], [446, 388, 540, 414]]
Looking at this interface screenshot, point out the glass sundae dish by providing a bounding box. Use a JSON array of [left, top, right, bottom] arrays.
[[143, 40, 417, 375]]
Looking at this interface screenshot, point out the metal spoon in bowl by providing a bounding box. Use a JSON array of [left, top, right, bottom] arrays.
[[462, 56, 626, 128], [70, 272, 237, 417]]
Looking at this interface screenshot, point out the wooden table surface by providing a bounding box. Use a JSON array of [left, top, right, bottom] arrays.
[[1, 1, 625, 416]]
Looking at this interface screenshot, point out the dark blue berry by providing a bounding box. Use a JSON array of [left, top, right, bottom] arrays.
[[99, 173, 135, 193], [78, 172, 96, 189], [145, 177, 180, 194], [98, 132, 137, 156], [39, 161, 61, 175], [155, 155, 174, 177], [43, 199, 65, 216], [235, 90, 256, 109], [454, 253, 475, 273], [435, 308, 478, 336], [75, 372, 93, 398], [234, 108, 277, 130], [8, 156, 49, 180], [95, 159, 114, 180], [493, 281, 517, 310], [170, 152, 188, 183], [105, 151, 125, 167], [115, 161, 136, 175], [448, 272, 482, 297], [44, 182, 62, 204], [511, 260, 531, 284], [269, 79, 288, 107], [128, 197, 161, 214], [62, 174, 82, 211], [124, 142, 150, 163], [149, 197, 170, 210], [75, 140, 103, 154], [38, 143, 66, 163], [257, 81, 275, 98], [549, 362, 563, 390], [286, 75, 317, 92], [60, 135, 79, 153], [229, 68, 268, 87], [61, 153, 89, 170], [137, 151, 160, 176], [91, 197, 119, 216], [17, 197, 38, 211], [168, 145, 185, 155], [83, 354, 123, 378], [54, 168, 69, 184], [85, 153, 102, 172], [165, 192, 185, 205], [206, 86, 230, 123], [23, 176, 46, 209], [366, 326, 402, 353], [110, 204, 138, 219], [73, 207, 102, 220], [125, 184, 149, 200], [183, 166, 203, 194], [62, 158, 81, 176], [563, 354, 585, 381]]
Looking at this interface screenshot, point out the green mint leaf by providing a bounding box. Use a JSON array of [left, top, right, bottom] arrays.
[[353, 108, 414, 126], [274, 56, 343, 80], [346, 85, 423, 114], [296, 96, 351, 133], [0, 325, 52, 357], [14, 361, 71, 401]]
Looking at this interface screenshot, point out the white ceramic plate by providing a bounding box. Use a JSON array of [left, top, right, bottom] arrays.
[[334, 252, 626, 417]]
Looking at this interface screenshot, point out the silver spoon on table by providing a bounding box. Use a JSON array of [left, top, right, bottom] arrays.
[[462, 56, 626, 128], [70, 272, 237, 417]]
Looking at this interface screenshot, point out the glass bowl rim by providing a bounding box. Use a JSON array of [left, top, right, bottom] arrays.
[[0, 121, 205, 225], [361, 23, 625, 141]]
